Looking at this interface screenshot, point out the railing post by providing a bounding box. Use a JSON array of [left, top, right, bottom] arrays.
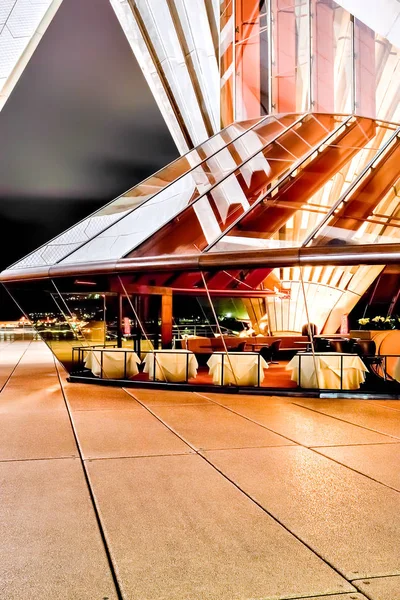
[[299, 354, 302, 388], [340, 354, 343, 391], [124, 350, 127, 379], [186, 352, 189, 382], [100, 349, 104, 379], [153, 352, 156, 382], [257, 353, 260, 387], [221, 353, 224, 386]]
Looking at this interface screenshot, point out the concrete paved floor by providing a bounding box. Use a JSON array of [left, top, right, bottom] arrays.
[[1, 340, 400, 598]]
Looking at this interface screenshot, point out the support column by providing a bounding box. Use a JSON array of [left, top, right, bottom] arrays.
[[117, 294, 123, 348], [161, 294, 173, 348]]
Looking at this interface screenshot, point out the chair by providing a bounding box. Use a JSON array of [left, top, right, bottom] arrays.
[[301, 323, 318, 337], [329, 339, 349, 353], [236, 341, 247, 352], [353, 340, 383, 377], [354, 339, 376, 357], [259, 339, 281, 364], [314, 338, 332, 352]]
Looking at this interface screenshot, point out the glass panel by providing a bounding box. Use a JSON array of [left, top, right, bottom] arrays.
[[235, 0, 269, 119], [271, 0, 310, 113], [209, 115, 374, 252], [128, 113, 339, 257], [312, 0, 353, 113], [136, 0, 209, 145], [220, 0, 235, 126], [355, 23, 400, 123], [175, 0, 220, 131], [3, 280, 85, 373], [11, 116, 264, 270], [354, 18, 375, 118], [59, 114, 301, 264], [307, 123, 400, 247], [375, 34, 400, 123]]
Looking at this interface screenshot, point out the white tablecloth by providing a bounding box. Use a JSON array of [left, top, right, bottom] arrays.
[[286, 352, 368, 389], [85, 348, 140, 379], [207, 352, 269, 386], [143, 350, 198, 382]]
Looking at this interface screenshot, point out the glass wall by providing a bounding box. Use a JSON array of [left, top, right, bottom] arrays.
[[222, 0, 400, 124], [5, 260, 400, 393]]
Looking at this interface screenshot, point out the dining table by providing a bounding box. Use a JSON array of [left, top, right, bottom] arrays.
[[286, 352, 368, 389], [143, 349, 198, 382], [84, 348, 141, 379], [207, 352, 269, 386]]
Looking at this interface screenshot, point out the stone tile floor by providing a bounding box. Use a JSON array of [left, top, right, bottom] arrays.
[[1, 339, 400, 599]]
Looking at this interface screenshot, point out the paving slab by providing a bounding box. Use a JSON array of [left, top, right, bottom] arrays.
[[0, 383, 66, 413], [150, 403, 294, 450], [63, 381, 141, 411], [317, 443, 400, 491], [204, 401, 395, 446], [366, 399, 400, 411], [0, 411, 78, 460], [0, 458, 117, 600], [72, 407, 192, 459], [87, 454, 353, 600], [203, 445, 400, 579], [293, 399, 400, 440], [353, 575, 400, 599], [128, 387, 213, 406]]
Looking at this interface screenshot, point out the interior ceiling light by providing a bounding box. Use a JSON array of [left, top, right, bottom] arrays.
[[74, 280, 97, 286]]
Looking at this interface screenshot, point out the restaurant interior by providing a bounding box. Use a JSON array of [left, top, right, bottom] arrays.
[[3, 253, 400, 395]]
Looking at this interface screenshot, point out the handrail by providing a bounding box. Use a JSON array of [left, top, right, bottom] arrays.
[[4, 241, 400, 282]]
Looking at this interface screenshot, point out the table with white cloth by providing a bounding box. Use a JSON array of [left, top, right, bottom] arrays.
[[143, 349, 198, 382], [207, 352, 269, 386], [84, 348, 140, 379], [286, 352, 368, 389]]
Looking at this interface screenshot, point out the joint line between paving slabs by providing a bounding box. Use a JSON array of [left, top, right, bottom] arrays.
[[54, 359, 124, 600], [291, 401, 400, 442], [310, 447, 400, 495], [0, 338, 33, 393], [125, 389, 356, 590]]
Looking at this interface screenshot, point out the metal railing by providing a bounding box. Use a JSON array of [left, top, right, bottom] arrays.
[[70, 345, 400, 394]]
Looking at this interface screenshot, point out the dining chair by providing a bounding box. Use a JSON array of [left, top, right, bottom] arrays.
[[236, 341, 247, 352], [260, 339, 281, 364], [329, 339, 349, 353]]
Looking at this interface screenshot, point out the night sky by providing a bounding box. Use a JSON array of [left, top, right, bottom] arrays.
[[0, 0, 178, 318]]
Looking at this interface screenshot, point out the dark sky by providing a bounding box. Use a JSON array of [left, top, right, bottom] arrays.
[[0, 0, 178, 317]]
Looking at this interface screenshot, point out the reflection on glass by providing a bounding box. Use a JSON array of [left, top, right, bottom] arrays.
[[312, 0, 352, 113], [59, 114, 302, 264], [128, 113, 339, 257], [307, 123, 400, 247], [271, 0, 310, 113], [235, 0, 269, 119]]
